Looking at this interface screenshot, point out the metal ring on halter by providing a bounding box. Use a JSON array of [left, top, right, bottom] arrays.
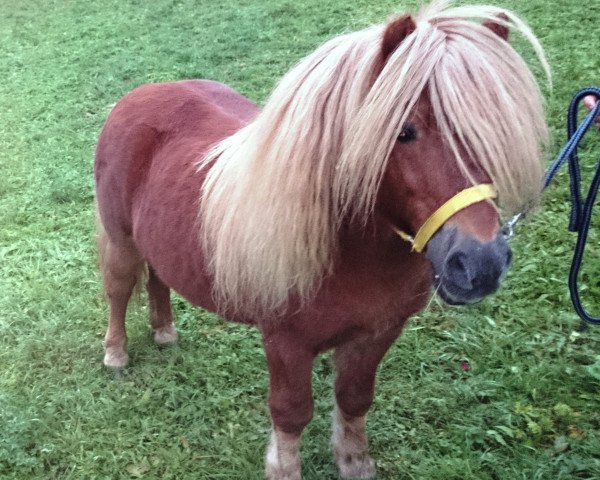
[[501, 212, 522, 240]]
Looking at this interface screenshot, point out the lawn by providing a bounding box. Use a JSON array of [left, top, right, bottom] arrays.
[[1, 0, 599, 478]]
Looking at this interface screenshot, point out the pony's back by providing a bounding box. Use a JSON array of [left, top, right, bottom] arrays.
[[95, 80, 259, 312]]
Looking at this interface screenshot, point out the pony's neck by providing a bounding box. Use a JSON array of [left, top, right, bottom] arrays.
[[336, 212, 408, 257]]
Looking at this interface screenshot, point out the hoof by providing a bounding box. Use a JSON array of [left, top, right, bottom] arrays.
[[154, 323, 178, 345], [335, 452, 376, 480], [104, 347, 129, 369], [265, 462, 301, 480]]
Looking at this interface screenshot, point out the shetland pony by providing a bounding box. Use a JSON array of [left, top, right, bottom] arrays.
[[95, 2, 549, 478]]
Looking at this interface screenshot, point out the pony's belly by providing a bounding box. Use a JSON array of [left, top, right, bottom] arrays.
[[130, 155, 219, 315], [133, 220, 217, 312]]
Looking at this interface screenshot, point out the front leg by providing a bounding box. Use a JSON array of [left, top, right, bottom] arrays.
[[332, 325, 404, 479], [263, 332, 316, 480]]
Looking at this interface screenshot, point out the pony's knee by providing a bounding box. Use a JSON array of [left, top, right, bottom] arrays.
[[100, 235, 142, 276], [102, 246, 144, 299], [336, 399, 373, 419], [335, 385, 375, 419], [269, 396, 314, 435]]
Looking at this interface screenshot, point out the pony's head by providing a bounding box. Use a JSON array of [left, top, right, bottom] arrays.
[[339, 4, 548, 305], [378, 85, 514, 304], [377, 89, 512, 305], [200, 1, 548, 315]]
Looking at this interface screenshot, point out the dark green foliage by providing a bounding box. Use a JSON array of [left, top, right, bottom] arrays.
[[1, 0, 599, 478]]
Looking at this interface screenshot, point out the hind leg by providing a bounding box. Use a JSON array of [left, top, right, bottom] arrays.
[[331, 325, 404, 479], [99, 234, 143, 369], [147, 267, 178, 345]]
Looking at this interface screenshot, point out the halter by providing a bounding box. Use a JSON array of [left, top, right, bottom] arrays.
[[393, 184, 497, 253]]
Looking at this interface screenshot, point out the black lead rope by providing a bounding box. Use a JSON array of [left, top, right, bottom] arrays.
[[537, 87, 600, 326]]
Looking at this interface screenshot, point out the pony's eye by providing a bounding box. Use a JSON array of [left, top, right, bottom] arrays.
[[397, 123, 417, 143]]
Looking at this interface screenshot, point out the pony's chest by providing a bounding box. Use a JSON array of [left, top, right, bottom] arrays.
[[309, 245, 433, 330]]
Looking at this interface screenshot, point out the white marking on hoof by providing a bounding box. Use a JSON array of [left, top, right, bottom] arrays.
[[104, 346, 129, 368], [335, 451, 376, 480], [332, 406, 376, 480], [265, 428, 301, 480], [153, 323, 178, 345]]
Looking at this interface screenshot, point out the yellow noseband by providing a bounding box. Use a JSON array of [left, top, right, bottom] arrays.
[[393, 184, 497, 253]]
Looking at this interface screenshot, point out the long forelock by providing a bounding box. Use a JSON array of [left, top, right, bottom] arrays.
[[199, 2, 549, 317], [339, 4, 549, 220], [426, 8, 549, 216]]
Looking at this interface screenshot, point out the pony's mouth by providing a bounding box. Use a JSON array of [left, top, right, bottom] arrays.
[[433, 275, 487, 306]]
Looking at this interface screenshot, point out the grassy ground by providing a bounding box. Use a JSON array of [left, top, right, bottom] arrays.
[[1, 0, 599, 478]]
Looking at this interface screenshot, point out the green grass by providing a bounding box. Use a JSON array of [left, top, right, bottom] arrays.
[[1, 0, 600, 478]]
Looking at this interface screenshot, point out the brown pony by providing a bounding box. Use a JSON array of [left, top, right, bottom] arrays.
[[95, 2, 549, 479]]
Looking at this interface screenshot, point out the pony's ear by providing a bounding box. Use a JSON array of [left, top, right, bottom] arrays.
[[482, 13, 510, 41], [380, 14, 416, 62]]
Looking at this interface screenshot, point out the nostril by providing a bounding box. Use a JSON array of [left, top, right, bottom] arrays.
[[446, 251, 473, 288]]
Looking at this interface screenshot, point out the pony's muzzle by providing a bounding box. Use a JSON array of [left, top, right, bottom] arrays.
[[425, 226, 512, 305]]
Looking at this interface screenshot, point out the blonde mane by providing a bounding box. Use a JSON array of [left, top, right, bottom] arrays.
[[199, 1, 549, 316]]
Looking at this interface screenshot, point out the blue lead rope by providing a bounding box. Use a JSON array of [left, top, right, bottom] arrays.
[[509, 87, 600, 325]]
